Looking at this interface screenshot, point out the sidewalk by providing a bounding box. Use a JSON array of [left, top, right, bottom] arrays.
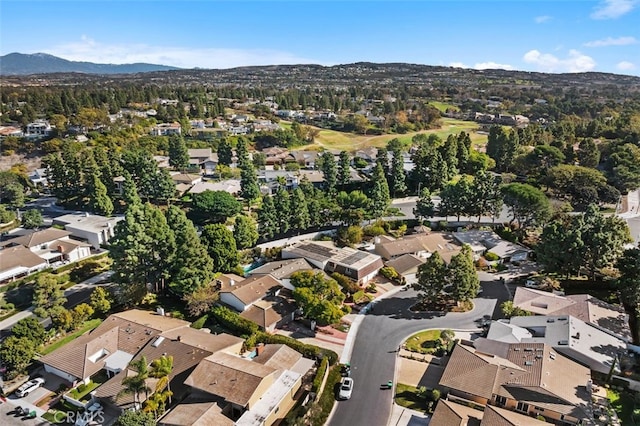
[[388, 405, 430, 426]]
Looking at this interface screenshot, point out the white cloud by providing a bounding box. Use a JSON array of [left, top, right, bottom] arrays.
[[44, 36, 322, 69], [591, 0, 637, 19], [534, 15, 552, 24], [448, 62, 469, 68], [584, 36, 638, 47], [474, 62, 514, 70], [523, 49, 596, 72], [617, 61, 636, 70]]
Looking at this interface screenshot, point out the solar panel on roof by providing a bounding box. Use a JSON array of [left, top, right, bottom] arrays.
[[341, 251, 369, 265]]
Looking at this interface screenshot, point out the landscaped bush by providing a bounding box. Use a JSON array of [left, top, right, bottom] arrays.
[[255, 332, 339, 365], [210, 305, 259, 336], [363, 224, 386, 237], [380, 266, 399, 280], [484, 252, 499, 261], [312, 357, 328, 392], [331, 272, 360, 294], [190, 314, 208, 329], [305, 365, 342, 425]]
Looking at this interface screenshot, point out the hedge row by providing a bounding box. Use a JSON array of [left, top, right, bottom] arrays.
[[191, 314, 208, 330], [311, 357, 328, 393], [255, 332, 339, 365], [210, 306, 259, 336], [306, 365, 342, 425]]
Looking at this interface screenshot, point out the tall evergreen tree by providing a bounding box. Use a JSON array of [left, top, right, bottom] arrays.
[[388, 139, 407, 197], [413, 252, 448, 306], [289, 187, 311, 231], [217, 139, 233, 166], [274, 189, 291, 234], [319, 151, 337, 195], [369, 162, 390, 219], [616, 248, 640, 345], [87, 173, 114, 216], [257, 195, 278, 239], [233, 214, 259, 250], [337, 151, 351, 186], [165, 206, 214, 296], [201, 224, 239, 273], [448, 245, 479, 303], [413, 187, 435, 222], [168, 134, 189, 170]]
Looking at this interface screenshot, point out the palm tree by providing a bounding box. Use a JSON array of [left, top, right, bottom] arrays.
[[118, 356, 150, 410], [149, 355, 173, 404]]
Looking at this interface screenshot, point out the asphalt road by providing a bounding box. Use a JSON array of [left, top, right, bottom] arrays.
[[389, 197, 512, 224], [329, 275, 510, 426]]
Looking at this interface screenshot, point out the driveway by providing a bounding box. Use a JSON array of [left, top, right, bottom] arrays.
[[5, 369, 72, 419]]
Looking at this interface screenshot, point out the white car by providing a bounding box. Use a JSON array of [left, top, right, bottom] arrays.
[[338, 377, 354, 400], [15, 377, 45, 397]]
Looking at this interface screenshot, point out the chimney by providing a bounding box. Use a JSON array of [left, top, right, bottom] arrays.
[[374, 236, 380, 244], [85, 212, 90, 217], [177, 335, 182, 342], [256, 343, 265, 356], [230, 279, 235, 286], [157, 307, 165, 316], [587, 379, 593, 393]]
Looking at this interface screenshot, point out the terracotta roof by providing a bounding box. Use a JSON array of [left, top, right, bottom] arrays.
[[385, 253, 425, 275], [252, 344, 302, 371], [430, 399, 482, 426], [158, 400, 233, 426], [513, 287, 630, 341], [248, 258, 316, 280], [0, 245, 47, 270], [184, 352, 277, 407], [159, 328, 243, 354], [215, 273, 248, 291], [481, 405, 552, 425], [221, 275, 282, 306], [375, 232, 462, 262], [239, 297, 296, 330], [9, 228, 71, 248], [40, 310, 190, 380], [55, 238, 91, 253]]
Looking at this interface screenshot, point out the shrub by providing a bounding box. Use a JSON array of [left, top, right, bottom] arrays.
[[484, 252, 499, 261], [191, 314, 208, 330], [380, 266, 399, 280], [210, 306, 259, 336], [312, 358, 329, 392], [306, 365, 342, 425], [332, 272, 360, 294], [366, 283, 377, 293], [255, 332, 338, 365], [363, 224, 386, 237]]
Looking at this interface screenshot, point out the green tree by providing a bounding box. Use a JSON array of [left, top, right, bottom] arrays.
[[319, 151, 337, 195], [0, 336, 36, 377], [536, 216, 584, 278], [168, 134, 189, 170], [87, 173, 114, 216], [149, 355, 174, 406], [90, 286, 113, 316], [233, 214, 259, 250], [119, 356, 151, 410], [3, 182, 25, 208], [183, 285, 219, 317], [257, 195, 278, 239], [336, 190, 370, 226], [448, 245, 480, 303], [469, 170, 503, 222], [486, 126, 519, 172], [337, 151, 351, 186], [616, 248, 640, 345], [11, 317, 46, 344], [369, 162, 391, 219], [413, 187, 434, 222], [413, 252, 448, 306], [71, 303, 95, 328], [388, 138, 407, 197], [439, 177, 473, 222], [577, 138, 600, 168], [0, 204, 16, 223], [50, 306, 74, 331], [291, 271, 347, 326], [201, 224, 239, 273], [115, 410, 155, 426], [289, 187, 310, 231], [237, 139, 261, 205], [21, 209, 43, 229], [190, 190, 242, 224], [273, 189, 291, 234], [501, 183, 551, 229], [217, 139, 233, 166], [33, 273, 67, 319], [166, 206, 214, 296]]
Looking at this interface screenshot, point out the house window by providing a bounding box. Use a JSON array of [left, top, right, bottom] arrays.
[[495, 395, 506, 406], [516, 402, 529, 413]]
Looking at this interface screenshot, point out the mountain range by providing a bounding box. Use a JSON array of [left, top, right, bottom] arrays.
[[0, 52, 180, 75]]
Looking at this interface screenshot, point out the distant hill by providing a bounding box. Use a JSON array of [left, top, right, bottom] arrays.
[[0, 52, 180, 75]]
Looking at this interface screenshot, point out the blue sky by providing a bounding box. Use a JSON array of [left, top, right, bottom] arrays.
[[1, 0, 639, 75]]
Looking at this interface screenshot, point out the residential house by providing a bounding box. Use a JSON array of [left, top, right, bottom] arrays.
[[485, 315, 627, 375], [151, 123, 181, 136], [374, 232, 462, 263], [240, 295, 297, 332], [0, 245, 48, 283], [0, 125, 24, 139], [247, 258, 317, 291], [25, 119, 52, 139], [28, 168, 48, 187], [170, 173, 202, 196], [2, 228, 91, 264], [262, 147, 290, 166], [258, 170, 299, 193], [188, 180, 242, 197], [384, 254, 425, 284], [282, 241, 383, 284], [191, 127, 227, 141], [183, 343, 313, 426], [53, 212, 123, 249], [452, 230, 530, 263], [251, 120, 280, 132], [431, 400, 552, 426], [94, 326, 243, 410], [188, 148, 219, 175], [153, 155, 171, 169], [512, 287, 631, 342], [297, 170, 328, 188], [287, 150, 320, 169], [158, 400, 234, 426], [220, 275, 282, 312], [40, 309, 191, 384], [438, 341, 593, 425]]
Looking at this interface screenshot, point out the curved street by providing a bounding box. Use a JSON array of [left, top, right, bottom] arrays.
[[328, 274, 510, 426]]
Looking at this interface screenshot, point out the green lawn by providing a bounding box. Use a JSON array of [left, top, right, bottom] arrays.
[[404, 329, 443, 353], [40, 319, 102, 355], [394, 383, 427, 413], [428, 101, 460, 112], [68, 380, 101, 402]]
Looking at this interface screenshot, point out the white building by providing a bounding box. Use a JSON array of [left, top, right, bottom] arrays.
[[53, 213, 124, 249]]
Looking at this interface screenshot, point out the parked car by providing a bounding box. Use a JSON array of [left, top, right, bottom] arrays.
[[338, 377, 354, 400], [15, 378, 45, 397]]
